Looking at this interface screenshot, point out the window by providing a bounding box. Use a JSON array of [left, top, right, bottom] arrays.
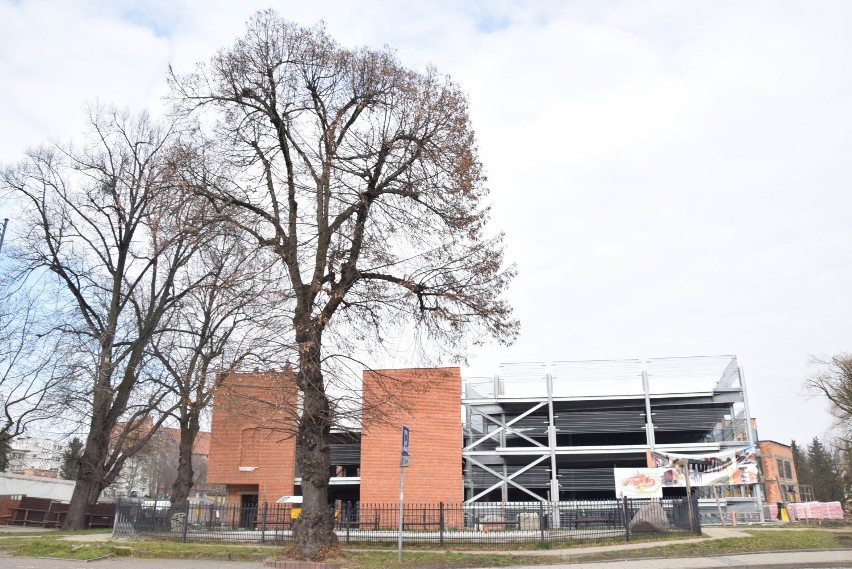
[[776, 458, 793, 480]]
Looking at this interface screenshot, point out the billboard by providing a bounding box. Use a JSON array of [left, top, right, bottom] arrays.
[[614, 446, 758, 497], [614, 468, 664, 498], [647, 446, 758, 486]]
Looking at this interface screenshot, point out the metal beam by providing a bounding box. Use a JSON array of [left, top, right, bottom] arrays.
[[463, 402, 546, 451], [464, 455, 549, 503]]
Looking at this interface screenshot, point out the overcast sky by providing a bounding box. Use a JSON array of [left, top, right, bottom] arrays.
[[1, 0, 850, 446]]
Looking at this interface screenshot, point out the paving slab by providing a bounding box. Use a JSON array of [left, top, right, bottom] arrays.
[[2, 551, 852, 569]]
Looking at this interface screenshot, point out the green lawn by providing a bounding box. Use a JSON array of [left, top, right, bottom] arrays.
[[0, 528, 849, 567], [0, 537, 563, 567], [575, 529, 852, 562]]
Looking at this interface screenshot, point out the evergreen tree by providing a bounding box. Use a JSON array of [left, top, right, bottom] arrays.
[[791, 439, 810, 498], [0, 435, 9, 472], [807, 437, 844, 503], [842, 444, 852, 506], [59, 437, 83, 480]]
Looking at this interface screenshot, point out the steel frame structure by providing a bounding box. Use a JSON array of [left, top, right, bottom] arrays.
[[462, 356, 762, 521]]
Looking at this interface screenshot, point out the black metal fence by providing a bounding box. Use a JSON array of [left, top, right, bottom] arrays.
[[113, 497, 700, 546]]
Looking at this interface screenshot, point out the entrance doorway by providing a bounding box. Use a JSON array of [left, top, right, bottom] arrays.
[[239, 493, 258, 529]]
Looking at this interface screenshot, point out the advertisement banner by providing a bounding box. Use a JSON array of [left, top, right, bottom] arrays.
[[613, 468, 664, 498], [645, 446, 758, 487]]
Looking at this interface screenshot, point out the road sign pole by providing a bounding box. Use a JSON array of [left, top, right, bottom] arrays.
[[398, 460, 405, 561], [398, 426, 410, 562]]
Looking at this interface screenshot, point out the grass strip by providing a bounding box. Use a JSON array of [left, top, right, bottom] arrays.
[[575, 529, 850, 561], [0, 537, 563, 567], [1, 529, 848, 567]]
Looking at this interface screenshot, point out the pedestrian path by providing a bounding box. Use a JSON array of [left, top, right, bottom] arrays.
[[1, 549, 851, 569], [545, 549, 852, 568]]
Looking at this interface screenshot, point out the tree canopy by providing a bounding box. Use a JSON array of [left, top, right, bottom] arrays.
[[806, 437, 844, 503], [2, 108, 222, 527], [169, 10, 517, 559], [808, 354, 852, 440]]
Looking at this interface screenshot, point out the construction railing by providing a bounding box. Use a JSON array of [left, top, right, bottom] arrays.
[[114, 496, 700, 546]]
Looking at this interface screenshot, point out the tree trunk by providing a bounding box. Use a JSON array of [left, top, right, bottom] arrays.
[[292, 324, 337, 560], [64, 421, 109, 529], [170, 413, 199, 508]]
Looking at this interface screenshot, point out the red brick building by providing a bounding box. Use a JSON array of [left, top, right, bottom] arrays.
[[758, 440, 803, 504], [360, 368, 462, 504], [206, 368, 463, 508], [207, 371, 299, 508]]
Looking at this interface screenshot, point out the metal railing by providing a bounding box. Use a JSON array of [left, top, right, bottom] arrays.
[[113, 497, 700, 546]]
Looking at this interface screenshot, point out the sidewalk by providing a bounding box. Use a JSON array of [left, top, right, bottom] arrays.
[[544, 550, 852, 568], [1, 550, 851, 569]]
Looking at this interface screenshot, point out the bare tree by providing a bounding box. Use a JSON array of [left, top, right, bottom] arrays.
[[116, 428, 179, 499], [150, 224, 291, 508], [1, 107, 216, 528], [0, 273, 64, 469], [808, 354, 852, 441], [170, 11, 518, 558]]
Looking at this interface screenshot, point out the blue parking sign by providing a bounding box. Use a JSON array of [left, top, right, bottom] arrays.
[[401, 426, 410, 457]]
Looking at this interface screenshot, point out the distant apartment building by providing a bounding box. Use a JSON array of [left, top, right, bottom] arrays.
[[8, 437, 65, 478]]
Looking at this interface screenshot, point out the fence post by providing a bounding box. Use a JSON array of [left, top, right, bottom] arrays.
[[439, 502, 445, 547], [182, 502, 190, 543], [539, 500, 545, 544], [691, 493, 701, 534], [344, 502, 351, 545], [623, 497, 629, 542], [260, 502, 267, 543]]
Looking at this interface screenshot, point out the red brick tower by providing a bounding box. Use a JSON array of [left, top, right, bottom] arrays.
[[207, 371, 298, 504], [360, 368, 463, 505]]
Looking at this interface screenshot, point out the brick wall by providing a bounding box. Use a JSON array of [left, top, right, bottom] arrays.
[[360, 368, 462, 507], [758, 440, 799, 504], [208, 372, 298, 503]]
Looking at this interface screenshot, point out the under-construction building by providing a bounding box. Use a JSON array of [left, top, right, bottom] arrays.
[[461, 356, 757, 503], [207, 356, 761, 512]]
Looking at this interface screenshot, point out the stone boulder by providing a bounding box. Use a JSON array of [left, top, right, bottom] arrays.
[[170, 512, 186, 532], [628, 502, 670, 533], [518, 512, 540, 531]]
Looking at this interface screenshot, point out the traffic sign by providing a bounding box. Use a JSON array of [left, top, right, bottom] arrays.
[[401, 425, 410, 457]]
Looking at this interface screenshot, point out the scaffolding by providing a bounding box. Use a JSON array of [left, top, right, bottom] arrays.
[[462, 356, 761, 522]]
